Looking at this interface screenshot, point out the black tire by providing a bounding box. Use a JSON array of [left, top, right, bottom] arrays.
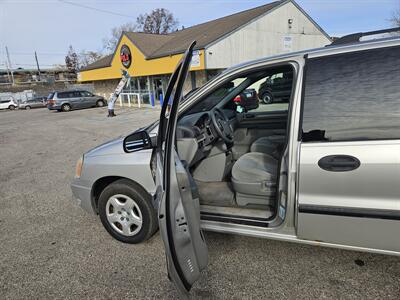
[[261, 91, 274, 104], [98, 179, 158, 244], [96, 100, 105, 107], [25, 106, 31, 110], [61, 103, 71, 112], [9, 105, 15, 110]]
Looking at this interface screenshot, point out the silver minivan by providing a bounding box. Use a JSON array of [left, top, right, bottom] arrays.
[[47, 90, 106, 112], [72, 37, 400, 296]]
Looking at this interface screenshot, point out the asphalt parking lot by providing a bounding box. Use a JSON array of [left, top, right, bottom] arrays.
[[1, 107, 400, 299]]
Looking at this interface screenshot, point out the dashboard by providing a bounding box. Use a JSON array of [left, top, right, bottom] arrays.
[[176, 112, 219, 166], [176, 109, 238, 166]]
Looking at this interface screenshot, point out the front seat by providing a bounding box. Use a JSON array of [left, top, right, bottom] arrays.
[[231, 152, 278, 207], [250, 135, 285, 159]]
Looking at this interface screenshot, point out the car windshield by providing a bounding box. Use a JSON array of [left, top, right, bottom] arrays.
[[184, 77, 246, 113]]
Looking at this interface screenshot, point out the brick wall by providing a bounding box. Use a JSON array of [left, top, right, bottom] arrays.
[[0, 82, 68, 97]]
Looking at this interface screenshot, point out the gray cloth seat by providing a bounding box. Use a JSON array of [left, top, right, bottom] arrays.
[[250, 135, 285, 159], [231, 152, 278, 206]]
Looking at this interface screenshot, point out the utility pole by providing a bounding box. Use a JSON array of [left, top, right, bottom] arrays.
[[5, 46, 15, 85], [34, 51, 41, 81], [4, 60, 11, 83]]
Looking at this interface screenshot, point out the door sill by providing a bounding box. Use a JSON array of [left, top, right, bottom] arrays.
[[200, 204, 275, 227]]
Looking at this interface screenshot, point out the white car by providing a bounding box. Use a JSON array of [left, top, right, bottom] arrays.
[[0, 97, 17, 110]]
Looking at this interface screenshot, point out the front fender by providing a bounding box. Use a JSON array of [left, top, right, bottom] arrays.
[[82, 148, 156, 196]]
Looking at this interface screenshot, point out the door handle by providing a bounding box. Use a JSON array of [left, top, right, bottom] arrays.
[[318, 155, 360, 172]]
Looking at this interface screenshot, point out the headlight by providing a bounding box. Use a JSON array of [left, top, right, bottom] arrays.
[[75, 156, 84, 178]]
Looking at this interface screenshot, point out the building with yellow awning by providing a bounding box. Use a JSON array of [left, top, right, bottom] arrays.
[[78, 0, 331, 107]]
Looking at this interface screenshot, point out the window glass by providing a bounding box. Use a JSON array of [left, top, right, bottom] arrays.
[[81, 91, 92, 97], [302, 46, 400, 142], [188, 77, 246, 113], [58, 92, 68, 99], [245, 68, 293, 113], [187, 65, 294, 114]]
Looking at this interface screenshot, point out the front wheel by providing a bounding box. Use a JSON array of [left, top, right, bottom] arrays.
[[25, 106, 31, 110], [9, 105, 15, 110], [98, 179, 158, 244]]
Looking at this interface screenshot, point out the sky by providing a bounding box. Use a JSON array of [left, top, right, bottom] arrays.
[[0, 0, 399, 69]]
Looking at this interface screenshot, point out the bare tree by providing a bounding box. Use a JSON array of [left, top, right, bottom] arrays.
[[79, 50, 103, 67], [103, 22, 139, 53], [389, 9, 400, 27], [65, 45, 79, 72], [137, 8, 178, 34], [103, 8, 178, 52]]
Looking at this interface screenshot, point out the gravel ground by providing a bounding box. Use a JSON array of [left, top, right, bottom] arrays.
[[1, 107, 400, 299]]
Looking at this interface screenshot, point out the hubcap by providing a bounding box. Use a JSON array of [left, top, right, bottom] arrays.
[[264, 95, 272, 104], [105, 194, 143, 236]]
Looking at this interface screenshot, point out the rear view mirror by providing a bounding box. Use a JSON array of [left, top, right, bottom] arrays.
[[123, 130, 155, 153]]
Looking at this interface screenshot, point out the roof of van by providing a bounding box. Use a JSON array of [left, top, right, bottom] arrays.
[[330, 27, 400, 46]]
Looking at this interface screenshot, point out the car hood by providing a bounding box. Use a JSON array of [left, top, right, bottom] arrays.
[[85, 137, 125, 157], [84, 122, 159, 158]]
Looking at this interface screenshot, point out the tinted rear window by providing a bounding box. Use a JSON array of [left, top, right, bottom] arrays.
[[58, 92, 75, 99], [301, 46, 400, 142]]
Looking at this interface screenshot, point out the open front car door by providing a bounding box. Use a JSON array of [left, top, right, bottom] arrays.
[[156, 41, 208, 297]]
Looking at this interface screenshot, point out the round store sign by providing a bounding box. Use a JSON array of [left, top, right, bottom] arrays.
[[120, 45, 132, 68]]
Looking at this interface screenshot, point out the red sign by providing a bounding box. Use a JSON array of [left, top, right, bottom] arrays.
[[120, 45, 132, 68]]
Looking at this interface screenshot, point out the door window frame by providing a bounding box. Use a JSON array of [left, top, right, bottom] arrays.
[[179, 60, 301, 228], [180, 61, 299, 118]]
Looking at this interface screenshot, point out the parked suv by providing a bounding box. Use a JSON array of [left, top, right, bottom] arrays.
[[47, 90, 106, 112], [0, 96, 18, 110], [72, 37, 400, 296], [258, 70, 293, 104], [19, 97, 46, 110]]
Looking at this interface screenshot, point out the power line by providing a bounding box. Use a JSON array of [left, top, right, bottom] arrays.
[[14, 63, 59, 67], [58, 0, 136, 19], [8, 52, 67, 56]]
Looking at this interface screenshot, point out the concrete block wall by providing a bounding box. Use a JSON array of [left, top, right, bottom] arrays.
[[93, 79, 120, 101]]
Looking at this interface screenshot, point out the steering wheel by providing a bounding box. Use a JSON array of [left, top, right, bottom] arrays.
[[211, 108, 234, 144]]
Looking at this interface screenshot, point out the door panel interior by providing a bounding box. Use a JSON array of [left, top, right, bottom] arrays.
[[162, 152, 208, 289], [157, 41, 208, 296], [238, 111, 288, 129]]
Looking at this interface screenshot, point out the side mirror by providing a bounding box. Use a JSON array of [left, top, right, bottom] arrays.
[[123, 130, 155, 153]]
